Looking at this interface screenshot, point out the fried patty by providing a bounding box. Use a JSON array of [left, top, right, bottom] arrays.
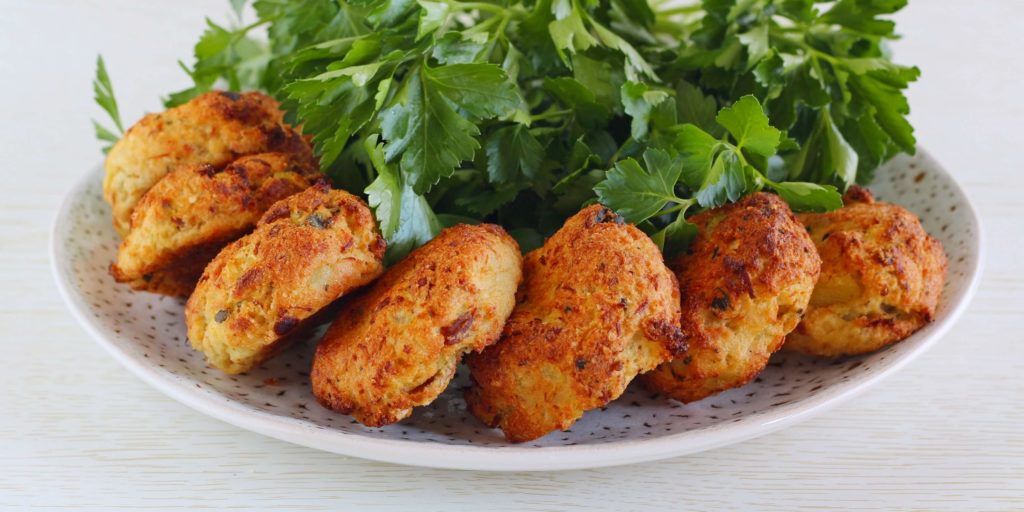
[[185, 183, 386, 374], [103, 91, 312, 237], [110, 152, 319, 296], [311, 224, 522, 426], [465, 205, 686, 442], [121, 262, 211, 298], [784, 186, 947, 357], [641, 192, 821, 403]]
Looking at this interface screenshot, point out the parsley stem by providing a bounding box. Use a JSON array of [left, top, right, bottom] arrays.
[[663, 197, 696, 211], [464, 13, 503, 34], [655, 4, 702, 16], [494, 13, 512, 37], [454, 1, 519, 17], [484, 13, 513, 58], [237, 18, 271, 35], [529, 109, 571, 122], [608, 138, 635, 164], [769, 24, 840, 66]]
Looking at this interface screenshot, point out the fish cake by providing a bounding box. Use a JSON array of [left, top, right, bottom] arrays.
[[312, 224, 522, 426], [110, 152, 319, 296], [103, 90, 312, 236], [185, 183, 386, 374], [641, 192, 821, 403], [465, 205, 686, 443], [785, 186, 947, 357], [122, 263, 210, 298]]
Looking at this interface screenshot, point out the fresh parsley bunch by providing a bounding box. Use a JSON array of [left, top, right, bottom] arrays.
[[93, 0, 918, 260]]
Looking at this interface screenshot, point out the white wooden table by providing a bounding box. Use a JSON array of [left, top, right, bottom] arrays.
[[1, 1, 1021, 509]]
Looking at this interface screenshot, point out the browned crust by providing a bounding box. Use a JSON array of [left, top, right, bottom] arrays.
[[120, 258, 213, 298], [103, 91, 314, 237], [311, 224, 523, 426], [640, 192, 821, 403], [784, 186, 948, 357], [184, 183, 386, 374], [465, 205, 685, 442], [109, 152, 320, 296]]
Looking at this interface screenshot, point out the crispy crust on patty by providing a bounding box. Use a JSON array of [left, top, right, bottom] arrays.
[[103, 91, 313, 236], [121, 260, 213, 298], [110, 152, 319, 296], [784, 186, 947, 357], [465, 205, 685, 442], [185, 183, 386, 374], [641, 192, 821, 403], [312, 224, 522, 426]]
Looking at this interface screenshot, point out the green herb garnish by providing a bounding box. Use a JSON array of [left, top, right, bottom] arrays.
[[92, 56, 124, 154], [94, 0, 918, 259]]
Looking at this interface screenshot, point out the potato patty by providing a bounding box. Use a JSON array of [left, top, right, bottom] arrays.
[[185, 183, 386, 374], [465, 205, 685, 442], [640, 193, 821, 403], [103, 91, 312, 236], [311, 224, 522, 426], [110, 152, 319, 296], [785, 186, 947, 357]]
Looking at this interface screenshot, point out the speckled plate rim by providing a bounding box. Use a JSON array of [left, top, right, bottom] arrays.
[[51, 148, 984, 471]]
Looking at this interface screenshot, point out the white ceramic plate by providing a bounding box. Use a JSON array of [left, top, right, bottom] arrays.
[[51, 149, 982, 471]]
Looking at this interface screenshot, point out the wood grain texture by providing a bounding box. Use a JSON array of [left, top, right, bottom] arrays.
[[0, 0, 1021, 509]]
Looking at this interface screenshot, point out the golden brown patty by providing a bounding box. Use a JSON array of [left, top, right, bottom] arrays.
[[641, 192, 821, 403], [465, 205, 685, 443], [110, 152, 320, 296], [312, 224, 522, 426], [103, 91, 312, 236], [123, 262, 211, 298], [784, 186, 947, 357], [185, 183, 386, 374]]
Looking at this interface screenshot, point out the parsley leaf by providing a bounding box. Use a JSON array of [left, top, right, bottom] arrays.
[[92, 55, 123, 154], [165, 18, 271, 107], [285, 63, 379, 168], [651, 213, 698, 258], [621, 81, 670, 141], [380, 62, 519, 194], [695, 149, 754, 208], [769, 181, 843, 213], [416, 0, 451, 40], [787, 108, 858, 189], [380, 67, 480, 194], [486, 124, 545, 184], [421, 63, 520, 120], [672, 96, 842, 212], [821, 0, 906, 36], [675, 124, 721, 192], [715, 95, 781, 158], [594, 148, 686, 224], [364, 136, 441, 263], [674, 80, 720, 136], [594, 148, 698, 256]]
